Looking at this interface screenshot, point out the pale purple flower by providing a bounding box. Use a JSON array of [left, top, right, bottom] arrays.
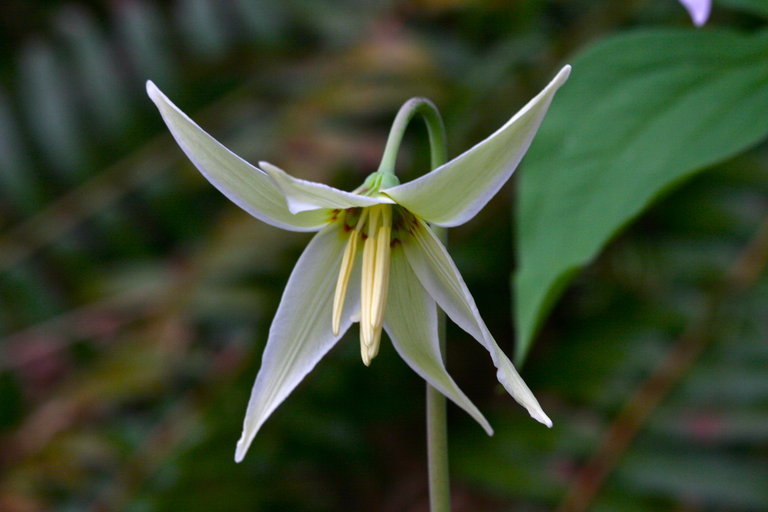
[[678, 0, 711, 26]]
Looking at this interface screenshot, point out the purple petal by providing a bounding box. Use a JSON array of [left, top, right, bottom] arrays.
[[679, 0, 711, 26]]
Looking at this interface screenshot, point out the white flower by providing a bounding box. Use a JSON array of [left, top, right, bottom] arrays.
[[146, 65, 570, 462]]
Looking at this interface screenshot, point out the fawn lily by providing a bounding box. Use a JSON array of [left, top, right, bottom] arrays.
[[147, 65, 570, 462]]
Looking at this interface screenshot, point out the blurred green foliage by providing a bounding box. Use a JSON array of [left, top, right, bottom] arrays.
[[0, 1, 766, 512], [515, 28, 768, 359]]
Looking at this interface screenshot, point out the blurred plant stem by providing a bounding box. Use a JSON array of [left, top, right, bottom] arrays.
[[557, 212, 768, 512], [425, 218, 452, 511], [426, 340, 450, 512]]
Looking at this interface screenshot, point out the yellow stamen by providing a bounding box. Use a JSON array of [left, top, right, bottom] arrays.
[[368, 329, 382, 361], [371, 211, 391, 329], [332, 211, 366, 336], [331, 204, 393, 366], [332, 235, 357, 336], [359, 205, 391, 364], [360, 208, 379, 349], [361, 341, 372, 367]]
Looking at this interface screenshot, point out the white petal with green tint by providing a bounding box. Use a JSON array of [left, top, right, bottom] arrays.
[[384, 247, 493, 435], [146, 81, 328, 232], [402, 219, 551, 427], [259, 161, 393, 214], [235, 223, 360, 462], [383, 65, 570, 228]]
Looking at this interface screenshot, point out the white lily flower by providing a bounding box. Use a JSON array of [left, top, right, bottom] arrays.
[[147, 64, 570, 462]]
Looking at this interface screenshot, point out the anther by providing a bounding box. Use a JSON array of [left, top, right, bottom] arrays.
[[332, 210, 367, 336], [359, 205, 391, 364], [332, 204, 393, 365]]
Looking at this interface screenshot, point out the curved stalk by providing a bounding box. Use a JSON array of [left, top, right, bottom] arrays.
[[381, 98, 450, 512], [377, 98, 446, 176]]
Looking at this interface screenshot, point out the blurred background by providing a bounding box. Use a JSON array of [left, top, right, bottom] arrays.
[[0, 1, 767, 511]]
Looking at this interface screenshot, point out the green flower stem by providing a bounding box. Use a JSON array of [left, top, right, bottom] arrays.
[[427, 219, 449, 512], [426, 298, 450, 512], [377, 98, 447, 176], [383, 98, 450, 512], [426, 124, 449, 512]]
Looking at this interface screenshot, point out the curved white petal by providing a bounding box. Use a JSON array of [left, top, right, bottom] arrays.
[[384, 247, 493, 435], [147, 81, 328, 232], [259, 161, 393, 214], [384, 66, 571, 227], [235, 223, 360, 462], [401, 218, 552, 427]]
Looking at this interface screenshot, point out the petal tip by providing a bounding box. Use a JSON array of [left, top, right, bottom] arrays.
[[234, 438, 248, 463], [555, 64, 572, 86], [692, 11, 709, 26], [146, 80, 161, 103], [257, 161, 285, 181], [535, 411, 553, 428], [258, 161, 285, 182], [680, 0, 711, 26]]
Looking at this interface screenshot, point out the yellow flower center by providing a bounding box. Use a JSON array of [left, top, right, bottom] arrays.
[[332, 204, 393, 366]]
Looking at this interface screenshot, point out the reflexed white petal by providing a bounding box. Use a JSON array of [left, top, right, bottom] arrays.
[[235, 223, 360, 462], [384, 66, 571, 227], [402, 218, 552, 427], [146, 81, 327, 232], [384, 247, 493, 435], [259, 161, 393, 214]]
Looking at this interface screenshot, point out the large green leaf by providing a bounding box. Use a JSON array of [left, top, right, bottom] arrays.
[[514, 29, 768, 361]]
